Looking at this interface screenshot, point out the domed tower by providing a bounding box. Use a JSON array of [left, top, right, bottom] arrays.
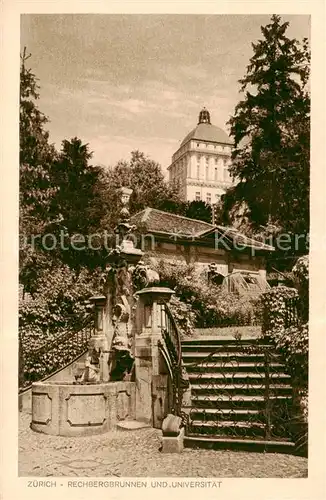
[[168, 108, 234, 203]]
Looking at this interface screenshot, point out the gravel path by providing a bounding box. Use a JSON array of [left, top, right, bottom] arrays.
[[19, 413, 307, 478]]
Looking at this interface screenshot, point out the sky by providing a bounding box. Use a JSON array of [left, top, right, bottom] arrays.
[[20, 14, 310, 173]]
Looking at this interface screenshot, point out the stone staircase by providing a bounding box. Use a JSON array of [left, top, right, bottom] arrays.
[[181, 335, 296, 453]]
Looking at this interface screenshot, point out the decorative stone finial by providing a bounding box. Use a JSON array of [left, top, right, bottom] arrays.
[[119, 187, 133, 222], [113, 186, 136, 247]]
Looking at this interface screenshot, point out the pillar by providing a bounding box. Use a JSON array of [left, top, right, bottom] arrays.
[[134, 287, 175, 424], [89, 295, 110, 382]]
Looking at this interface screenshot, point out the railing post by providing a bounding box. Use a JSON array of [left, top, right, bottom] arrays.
[[264, 348, 271, 441], [88, 295, 110, 382]]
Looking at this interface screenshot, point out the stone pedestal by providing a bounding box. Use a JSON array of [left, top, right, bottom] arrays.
[[161, 413, 185, 453], [134, 287, 175, 426], [161, 427, 185, 453]]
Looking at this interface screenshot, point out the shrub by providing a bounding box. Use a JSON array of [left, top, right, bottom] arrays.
[[19, 265, 101, 332], [261, 286, 299, 334], [268, 322, 308, 387], [169, 295, 196, 338], [19, 264, 101, 384], [262, 260, 309, 454], [146, 258, 261, 328], [292, 255, 309, 320]]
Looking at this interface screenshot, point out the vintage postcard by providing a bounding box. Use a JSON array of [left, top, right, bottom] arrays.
[[1, 1, 325, 500]]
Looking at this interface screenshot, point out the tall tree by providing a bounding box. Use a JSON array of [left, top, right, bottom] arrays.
[[100, 150, 184, 229], [50, 138, 103, 235], [20, 48, 57, 219], [19, 48, 58, 290], [226, 15, 310, 236]]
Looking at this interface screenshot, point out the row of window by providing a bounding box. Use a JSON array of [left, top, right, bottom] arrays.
[[171, 165, 230, 183], [195, 192, 222, 204], [173, 141, 231, 163], [197, 155, 228, 165], [195, 164, 230, 182], [171, 155, 231, 182], [194, 142, 230, 152]]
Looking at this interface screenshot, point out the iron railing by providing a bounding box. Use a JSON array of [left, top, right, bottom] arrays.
[[284, 296, 300, 328], [284, 296, 308, 327], [158, 302, 188, 417]]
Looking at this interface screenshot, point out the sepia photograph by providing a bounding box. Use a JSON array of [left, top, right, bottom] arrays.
[[14, 11, 313, 483]]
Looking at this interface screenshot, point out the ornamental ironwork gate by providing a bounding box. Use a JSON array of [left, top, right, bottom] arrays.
[[182, 340, 294, 442]]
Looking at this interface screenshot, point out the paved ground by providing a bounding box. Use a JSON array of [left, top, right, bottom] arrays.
[[19, 413, 307, 478]]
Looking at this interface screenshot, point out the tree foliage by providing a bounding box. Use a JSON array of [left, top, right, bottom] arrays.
[[184, 200, 212, 224], [99, 150, 184, 229], [225, 15, 310, 236], [20, 48, 57, 219], [50, 138, 102, 234], [20, 48, 58, 289]]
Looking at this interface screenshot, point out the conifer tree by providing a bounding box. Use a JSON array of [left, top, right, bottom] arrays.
[[226, 15, 310, 235]]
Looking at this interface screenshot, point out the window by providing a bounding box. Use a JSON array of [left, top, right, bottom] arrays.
[[195, 192, 201, 201], [206, 193, 211, 204], [197, 143, 200, 147], [224, 160, 229, 181], [187, 161, 191, 178], [214, 167, 218, 181]]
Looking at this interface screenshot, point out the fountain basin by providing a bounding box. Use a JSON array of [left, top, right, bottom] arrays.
[[31, 380, 136, 436]]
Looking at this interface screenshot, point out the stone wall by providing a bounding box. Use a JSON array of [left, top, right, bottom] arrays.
[[31, 380, 136, 436]]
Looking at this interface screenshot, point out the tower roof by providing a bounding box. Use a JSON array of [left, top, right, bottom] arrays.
[[180, 108, 232, 147]]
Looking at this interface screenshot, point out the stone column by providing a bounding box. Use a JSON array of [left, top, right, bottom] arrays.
[[134, 287, 175, 424], [88, 295, 110, 382]]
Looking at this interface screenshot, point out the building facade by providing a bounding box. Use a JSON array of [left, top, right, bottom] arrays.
[[130, 208, 274, 284], [168, 108, 234, 203]]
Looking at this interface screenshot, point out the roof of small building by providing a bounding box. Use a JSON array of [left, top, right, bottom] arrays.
[[131, 207, 211, 237], [130, 208, 274, 252]]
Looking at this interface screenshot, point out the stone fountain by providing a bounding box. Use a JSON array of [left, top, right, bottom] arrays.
[[30, 187, 172, 436]]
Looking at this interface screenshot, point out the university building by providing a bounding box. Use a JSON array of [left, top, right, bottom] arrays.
[[168, 107, 234, 204]]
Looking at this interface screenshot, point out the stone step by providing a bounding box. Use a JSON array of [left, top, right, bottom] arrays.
[[191, 394, 292, 410], [192, 394, 292, 402], [188, 420, 267, 438], [190, 383, 292, 395], [183, 408, 262, 422], [182, 352, 281, 363], [185, 361, 285, 372], [187, 372, 291, 382], [184, 436, 296, 454], [181, 337, 270, 346], [181, 343, 274, 352], [189, 419, 265, 428]]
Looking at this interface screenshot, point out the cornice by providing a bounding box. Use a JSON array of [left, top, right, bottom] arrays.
[[186, 180, 234, 189]]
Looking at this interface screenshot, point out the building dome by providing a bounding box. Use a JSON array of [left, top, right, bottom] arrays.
[[180, 108, 232, 147]]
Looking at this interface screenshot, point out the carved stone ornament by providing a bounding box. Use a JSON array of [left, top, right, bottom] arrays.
[[132, 260, 160, 290]]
